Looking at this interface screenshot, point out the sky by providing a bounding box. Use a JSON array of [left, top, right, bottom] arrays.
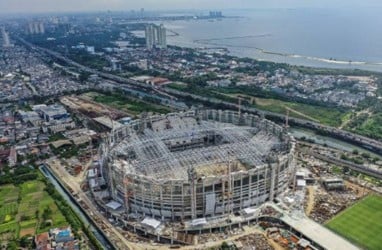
[[0, 0, 381, 14]]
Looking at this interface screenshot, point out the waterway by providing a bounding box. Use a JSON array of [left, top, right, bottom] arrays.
[[37, 127, 379, 250], [39, 165, 113, 250], [290, 127, 381, 158], [162, 8, 382, 72]]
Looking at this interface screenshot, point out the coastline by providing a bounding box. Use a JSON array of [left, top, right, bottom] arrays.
[[186, 37, 382, 70], [159, 12, 382, 72]]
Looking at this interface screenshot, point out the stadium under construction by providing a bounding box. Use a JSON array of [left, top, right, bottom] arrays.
[[99, 109, 296, 221]]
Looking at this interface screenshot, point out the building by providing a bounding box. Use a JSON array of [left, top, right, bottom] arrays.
[[209, 11, 223, 18], [27, 21, 45, 35], [145, 24, 155, 50], [147, 77, 171, 86], [1, 27, 11, 47], [34, 104, 71, 124], [35, 227, 79, 250], [100, 110, 295, 221], [35, 232, 51, 250], [145, 24, 167, 50], [156, 24, 167, 49], [8, 147, 17, 167], [50, 227, 74, 243], [18, 110, 43, 125], [39, 22, 45, 34], [28, 22, 35, 34], [321, 178, 345, 191]]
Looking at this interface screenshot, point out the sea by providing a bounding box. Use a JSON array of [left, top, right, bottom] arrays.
[[159, 8, 382, 72]]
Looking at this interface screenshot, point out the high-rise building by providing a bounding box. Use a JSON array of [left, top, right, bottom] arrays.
[[27, 22, 45, 35], [39, 22, 45, 34], [157, 24, 167, 49], [145, 24, 167, 50], [33, 22, 40, 34], [209, 11, 223, 18], [145, 24, 155, 49], [1, 27, 11, 47], [140, 8, 145, 18]]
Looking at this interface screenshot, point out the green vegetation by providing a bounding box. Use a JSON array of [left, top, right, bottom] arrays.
[[340, 154, 364, 165], [250, 97, 347, 127], [50, 144, 81, 159], [167, 83, 348, 127], [0, 170, 102, 249], [331, 165, 343, 175], [25, 28, 121, 51], [88, 91, 171, 115], [0, 179, 67, 243], [167, 82, 188, 91], [347, 113, 382, 140], [43, 180, 103, 249], [0, 166, 38, 186], [68, 51, 109, 71], [326, 195, 382, 250], [48, 132, 66, 142]]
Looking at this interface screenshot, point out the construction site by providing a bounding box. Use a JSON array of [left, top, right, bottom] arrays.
[[47, 103, 382, 249], [295, 141, 380, 224], [100, 109, 295, 220], [81, 109, 382, 250], [60, 95, 127, 120]]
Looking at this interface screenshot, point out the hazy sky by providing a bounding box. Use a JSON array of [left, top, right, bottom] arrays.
[[0, 0, 381, 14]]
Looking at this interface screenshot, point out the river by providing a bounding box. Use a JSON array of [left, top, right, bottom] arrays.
[[290, 127, 381, 158], [39, 165, 113, 250]]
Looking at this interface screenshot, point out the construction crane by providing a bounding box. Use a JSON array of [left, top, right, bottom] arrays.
[[285, 106, 320, 128]]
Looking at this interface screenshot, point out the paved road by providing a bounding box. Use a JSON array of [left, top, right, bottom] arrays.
[[18, 36, 382, 155]]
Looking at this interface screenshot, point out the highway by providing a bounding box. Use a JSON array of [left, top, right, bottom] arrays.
[[163, 87, 382, 155], [296, 142, 382, 180], [17, 37, 382, 156]]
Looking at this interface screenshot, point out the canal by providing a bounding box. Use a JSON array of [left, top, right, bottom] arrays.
[[290, 127, 381, 158], [39, 165, 114, 250]]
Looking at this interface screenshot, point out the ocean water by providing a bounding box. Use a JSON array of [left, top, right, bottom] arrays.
[[162, 8, 382, 72]]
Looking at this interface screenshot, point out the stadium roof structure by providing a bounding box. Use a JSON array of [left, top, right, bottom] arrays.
[[109, 114, 286, 181]]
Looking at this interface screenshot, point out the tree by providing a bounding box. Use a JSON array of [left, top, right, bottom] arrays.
[[7, 241, 17, 250], [19, 235, 32, 248], [79, 72, 90, 83], [42, 206, 52, 220]]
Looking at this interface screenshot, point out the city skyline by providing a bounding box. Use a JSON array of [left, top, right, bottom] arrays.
[[0, 0, 382, 14], [0, 2, 381, 249]]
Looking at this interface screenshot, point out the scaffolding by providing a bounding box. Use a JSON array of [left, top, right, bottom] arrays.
[[102, 110, 295, 220]]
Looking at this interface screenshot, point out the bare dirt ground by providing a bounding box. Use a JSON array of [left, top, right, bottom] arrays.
[[19, 228, 35, 237], [305, 186, 315, 216]]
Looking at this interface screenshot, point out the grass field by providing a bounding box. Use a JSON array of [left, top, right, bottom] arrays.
[[84, 91, 171, 115], [0, 180, 68, 240], [229, 94, 348, 127], [347, 113, 382, 140], [326, 195, 382, 250]]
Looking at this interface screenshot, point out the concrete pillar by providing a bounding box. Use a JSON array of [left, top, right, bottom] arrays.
[[171, 182, 174, 221], [160, 185, 163, 216], [240, 173, 243, 210], [222, 177, 225, 215], [191, 178, 197, 219], [181, 184, 185, 220], [202, 181, 205, 217], [269, 164, 277, 201]]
